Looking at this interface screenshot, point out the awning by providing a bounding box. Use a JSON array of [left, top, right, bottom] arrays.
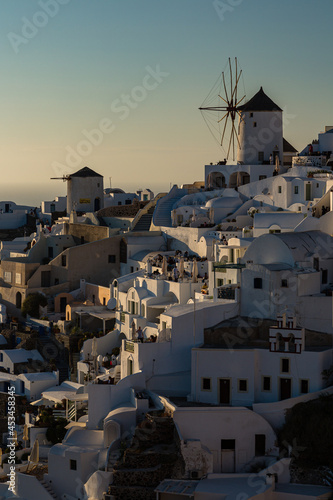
[[148, 302, 176, 309], [88, 311, 116, 320], [30, 398, 54, 407]]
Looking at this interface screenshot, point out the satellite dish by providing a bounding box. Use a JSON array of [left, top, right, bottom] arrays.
[[107, 298, 117, 310]]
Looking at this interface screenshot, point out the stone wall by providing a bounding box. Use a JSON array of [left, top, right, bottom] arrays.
[[109, 413, 185, 500]]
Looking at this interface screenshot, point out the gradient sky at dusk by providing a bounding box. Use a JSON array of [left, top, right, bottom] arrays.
[[1, 0, 332, 205]]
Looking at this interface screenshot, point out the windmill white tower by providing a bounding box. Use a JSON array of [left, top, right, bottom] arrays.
[[237, 87, 283, 166]]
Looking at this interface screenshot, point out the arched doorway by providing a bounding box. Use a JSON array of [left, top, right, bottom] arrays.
[[94, 198, 101, 211], [229, 171, 250, 188], [207, 172, 226, 189]]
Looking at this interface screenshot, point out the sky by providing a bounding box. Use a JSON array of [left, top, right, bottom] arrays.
[[0, 0, 333, 205]]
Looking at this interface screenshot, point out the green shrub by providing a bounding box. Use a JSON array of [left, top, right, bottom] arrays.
[[21, 293, 47, 318]]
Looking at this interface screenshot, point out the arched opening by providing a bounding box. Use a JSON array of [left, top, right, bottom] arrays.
[[229, 171, 250, 188], [104, 420, 121, 448], [16, 292, 22, 309], [276, 333, 284, 352], [94, 197, 101, 211], [207, 172, 226, 189]]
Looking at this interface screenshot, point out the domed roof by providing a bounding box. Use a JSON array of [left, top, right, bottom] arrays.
[[205, 196, 242, 209]]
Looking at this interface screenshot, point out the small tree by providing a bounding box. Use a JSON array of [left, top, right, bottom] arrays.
[[21, 293, 47, 318]]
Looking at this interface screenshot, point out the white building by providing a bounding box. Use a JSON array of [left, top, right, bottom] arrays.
[[0, 348, 44, 374], [190, 314, 332, 406], [240, 231, 333, 332]]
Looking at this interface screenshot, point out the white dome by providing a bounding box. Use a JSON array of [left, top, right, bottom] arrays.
[[205, 197, 242, 209]]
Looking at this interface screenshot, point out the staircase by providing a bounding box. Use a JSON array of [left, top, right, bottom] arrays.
[[152, 186, 187, 228], [131, 206, 155, 232], [39, 478, 58, 499], [114, 366, 121, 384]]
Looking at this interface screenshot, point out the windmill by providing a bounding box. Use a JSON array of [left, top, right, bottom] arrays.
[[199, 57, 246, 161]]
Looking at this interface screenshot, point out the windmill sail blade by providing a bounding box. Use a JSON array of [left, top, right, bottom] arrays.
[[220, 113, 229, 146], [222, 72, 229, 103], [236, 95, 246, 106], [227, 129, 233, 159], [232, 70, 242, 101], [235, 58, 238, 104], [218, 112, 228, 124], [232, 126, 235, 160], [229, 58, 232, 103], [232, 120, 241, 149], [199, 57, 245, 159], [218, 94, 228, 105]]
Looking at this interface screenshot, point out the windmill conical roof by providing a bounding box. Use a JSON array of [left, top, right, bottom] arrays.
[[70, 166, 103, 178], [238, 87, 282, 112]]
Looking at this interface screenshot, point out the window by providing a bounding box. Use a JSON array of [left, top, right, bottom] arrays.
[[238, 379, 248, 392], [128, 300, 138, 315], [48, 247, 54, 259], [313, 257, 319, 271], [254, 278, 262, 289], [4, 272, 11, 283], [108, 255, 116, 263], [281, 279, 288, 288], [202, 378, 211, 391], [262, 376, 271, 392], [120, 239, 127, 264], [217, 279, 224, 287], [253, 122, 257, 127], [300, 379, 309, 394], [50, 203, 55, 213], [15, 273, 21, 285], [0, 353, 3, 362], [61, 254, 67, 267], [221, 439, 235, 450], [250, 112, 253, 118], [258, 152, 264, 162], [118, 201, 122, 205], [80, 236, 85, 244], [54, 278, 59, 285], [294, 186, 299, 194], [103, 297, 106, 306], [259, 175, 267, 180], [125, 199, 131, 205], [298, 207, 302, 212], [322, 269, 328, 284], [316, 183, 319, 188], [281, 358, 290, 373], [120, 312, 125, 323], [70, 460, 77, 471], [278, 186, 282, 193]]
